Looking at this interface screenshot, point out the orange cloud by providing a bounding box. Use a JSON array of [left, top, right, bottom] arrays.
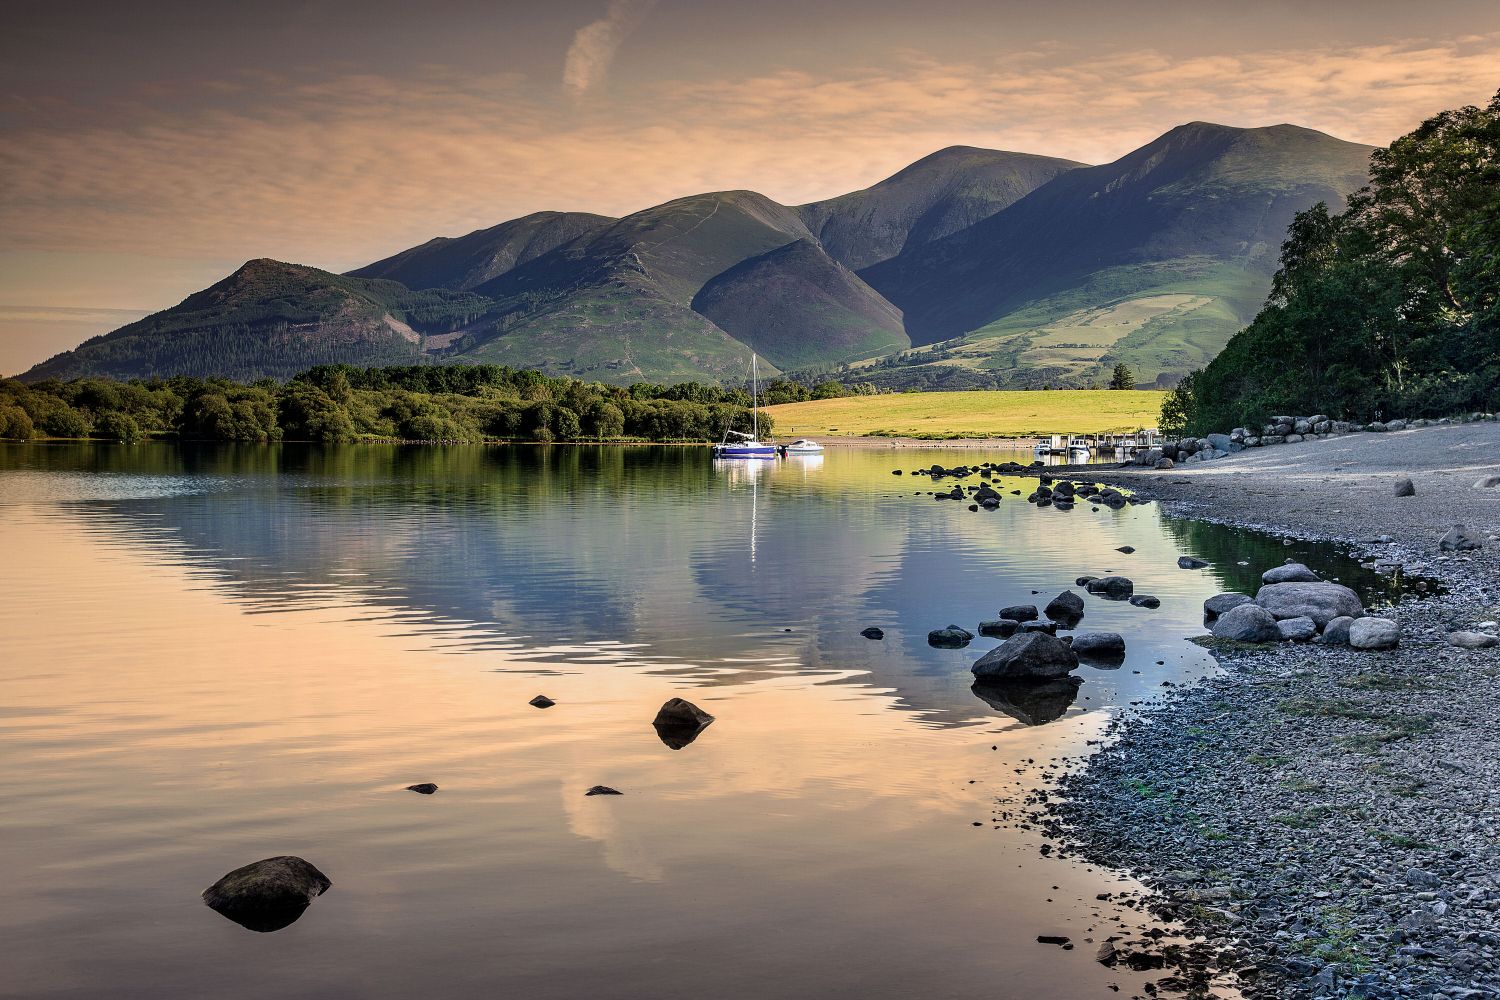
[[1, 35, 1496, 277]]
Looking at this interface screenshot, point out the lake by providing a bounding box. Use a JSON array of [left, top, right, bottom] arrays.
[[0, 443, 1398, 999]]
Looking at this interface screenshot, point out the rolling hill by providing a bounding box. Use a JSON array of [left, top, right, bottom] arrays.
[[859, 123, 1374, 386], [20, 124, 1374, 387], [798, 146, 1085, 270], [22, 260, 493, 383]]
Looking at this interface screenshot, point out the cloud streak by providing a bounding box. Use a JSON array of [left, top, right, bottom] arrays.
[[1, 35, 1497, 279], [563, 0, 658, 98]]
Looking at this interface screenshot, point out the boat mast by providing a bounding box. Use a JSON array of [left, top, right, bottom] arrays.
[[752, 354, 759, 441]]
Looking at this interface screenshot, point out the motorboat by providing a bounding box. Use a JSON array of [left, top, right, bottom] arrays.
[[783, 439, 824, 454]]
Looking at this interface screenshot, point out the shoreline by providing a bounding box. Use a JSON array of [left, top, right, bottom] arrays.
[[1030, 423, 1500, 999]]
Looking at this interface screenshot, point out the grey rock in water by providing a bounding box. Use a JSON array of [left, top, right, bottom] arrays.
[[1448, 631, 1500, 650], [859, 627, 884, 640], [1392, 477, 1416, 497], [1071, 632, 1126, 661], [972, 632, 1080, 680], [928, 625, 974, 647], [1177, 556, 1210, 569], [1276, 616, 1318, 642], [1085, 576, 1134, 599], [1255, 581, 1363, 627], [406, 782, 439, 794], [653, 698, 714, 729], [585, 785, 623, 796], [1203, 593, 1252, 621], [529, 695, 556, 709], [1044, 591, 1085, 624], [1128, 595, 1161, 609], [1319, 616, 1356, 645], [1115, 545, 1135, 554], [1439, 524, 1485, 552], [202, 856, 332, 933], [978, 619, 1021, 638], [1020, 620, 1058, 634], [1210, 604, 1282, 644], [1262, 562, 1321, 584], [1349, 617, 1401, 650], [1074, 575, 1098, 588], [1000, 604, 1040, 622]]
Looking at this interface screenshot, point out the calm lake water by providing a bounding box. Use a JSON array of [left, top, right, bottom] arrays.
[[0, 443, 1396, 999]]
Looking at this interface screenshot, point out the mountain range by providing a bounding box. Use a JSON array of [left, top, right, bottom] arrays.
[[21, 123, 1374, 387]]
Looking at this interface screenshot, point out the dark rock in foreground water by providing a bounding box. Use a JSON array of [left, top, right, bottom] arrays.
[[971, 677, 1082, 725], [1128, 594, 1160, 609], [1209, 603, 1281, 643], [859, 626, 884, 640], [1000, 604, 1039, 622], [406, 782, 439, 794], [1043, 590, 1085, 624], [978, 619, 1020, 638], [653, 697, 714, 729], [585, 785, 623, 796], [529, 695, 556, 709], [202, 856, 332, 933], [972, 631, 1079, 679], [1177, 556, 1210, 569], [928, 625, 974, 647], [1085, 576, 1133, 599], [1070, 632, 1126, 662]]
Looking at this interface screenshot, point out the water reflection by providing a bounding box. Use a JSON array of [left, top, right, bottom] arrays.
[[971, 677, 1083, 725]]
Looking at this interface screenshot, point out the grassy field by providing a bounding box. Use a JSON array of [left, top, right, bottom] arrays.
[[763, 389, 1166, 439]]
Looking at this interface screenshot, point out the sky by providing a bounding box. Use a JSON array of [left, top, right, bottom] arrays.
[[2, 0, 1498, 375]]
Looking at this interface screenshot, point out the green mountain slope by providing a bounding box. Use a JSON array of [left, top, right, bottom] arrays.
[[23, 260, 493, 383], [861, 123, 1374, 386], [453, 190, 835, 379], [347, 211, 614, 292], [691, 238, 906, 369], [799, 146, 1084, 270]]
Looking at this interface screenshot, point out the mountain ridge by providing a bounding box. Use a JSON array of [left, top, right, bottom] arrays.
[[20, 122, 1376, 387]]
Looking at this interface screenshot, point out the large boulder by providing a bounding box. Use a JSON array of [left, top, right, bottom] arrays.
[[1393, 478, 1416, 497], [972, 632, 1079, 680], [1071, 632, 1126, 662], [654, 698, 714, 728], [202, 856, 332, 932], [1255, 582, 1363, 627], [1449, 631, 1500, 650], [1319, 616, 1356, 645], [1043, 591, 1085, 625], [1085, 576, 1134, 599], [928, 625, 974, 647], [1262, 562, 1321, 584], [1210, 604, 1281, 644], [1349, 617, 1401, 650], [1203, 593, 1252, 621], [1276, 617, 1318, 642], [1439, 525, 1485, 552], [1000, 604, 1040, 622]]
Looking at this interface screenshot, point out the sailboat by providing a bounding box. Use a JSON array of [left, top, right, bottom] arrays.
[[713, 355, 778, 458]]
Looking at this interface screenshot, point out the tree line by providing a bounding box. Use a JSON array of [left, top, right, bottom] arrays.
[[1161, 90, 1500, 434], [0, 364, 781, 444]]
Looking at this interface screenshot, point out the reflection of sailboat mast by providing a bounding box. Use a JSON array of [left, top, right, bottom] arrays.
[[750, 459, 757, 564]]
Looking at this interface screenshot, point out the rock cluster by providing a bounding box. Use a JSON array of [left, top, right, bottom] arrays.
[[1128, 412, 1500, 466]]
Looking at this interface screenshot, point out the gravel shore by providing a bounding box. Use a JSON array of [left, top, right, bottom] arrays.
[[1036, 423, 1500, 999]]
